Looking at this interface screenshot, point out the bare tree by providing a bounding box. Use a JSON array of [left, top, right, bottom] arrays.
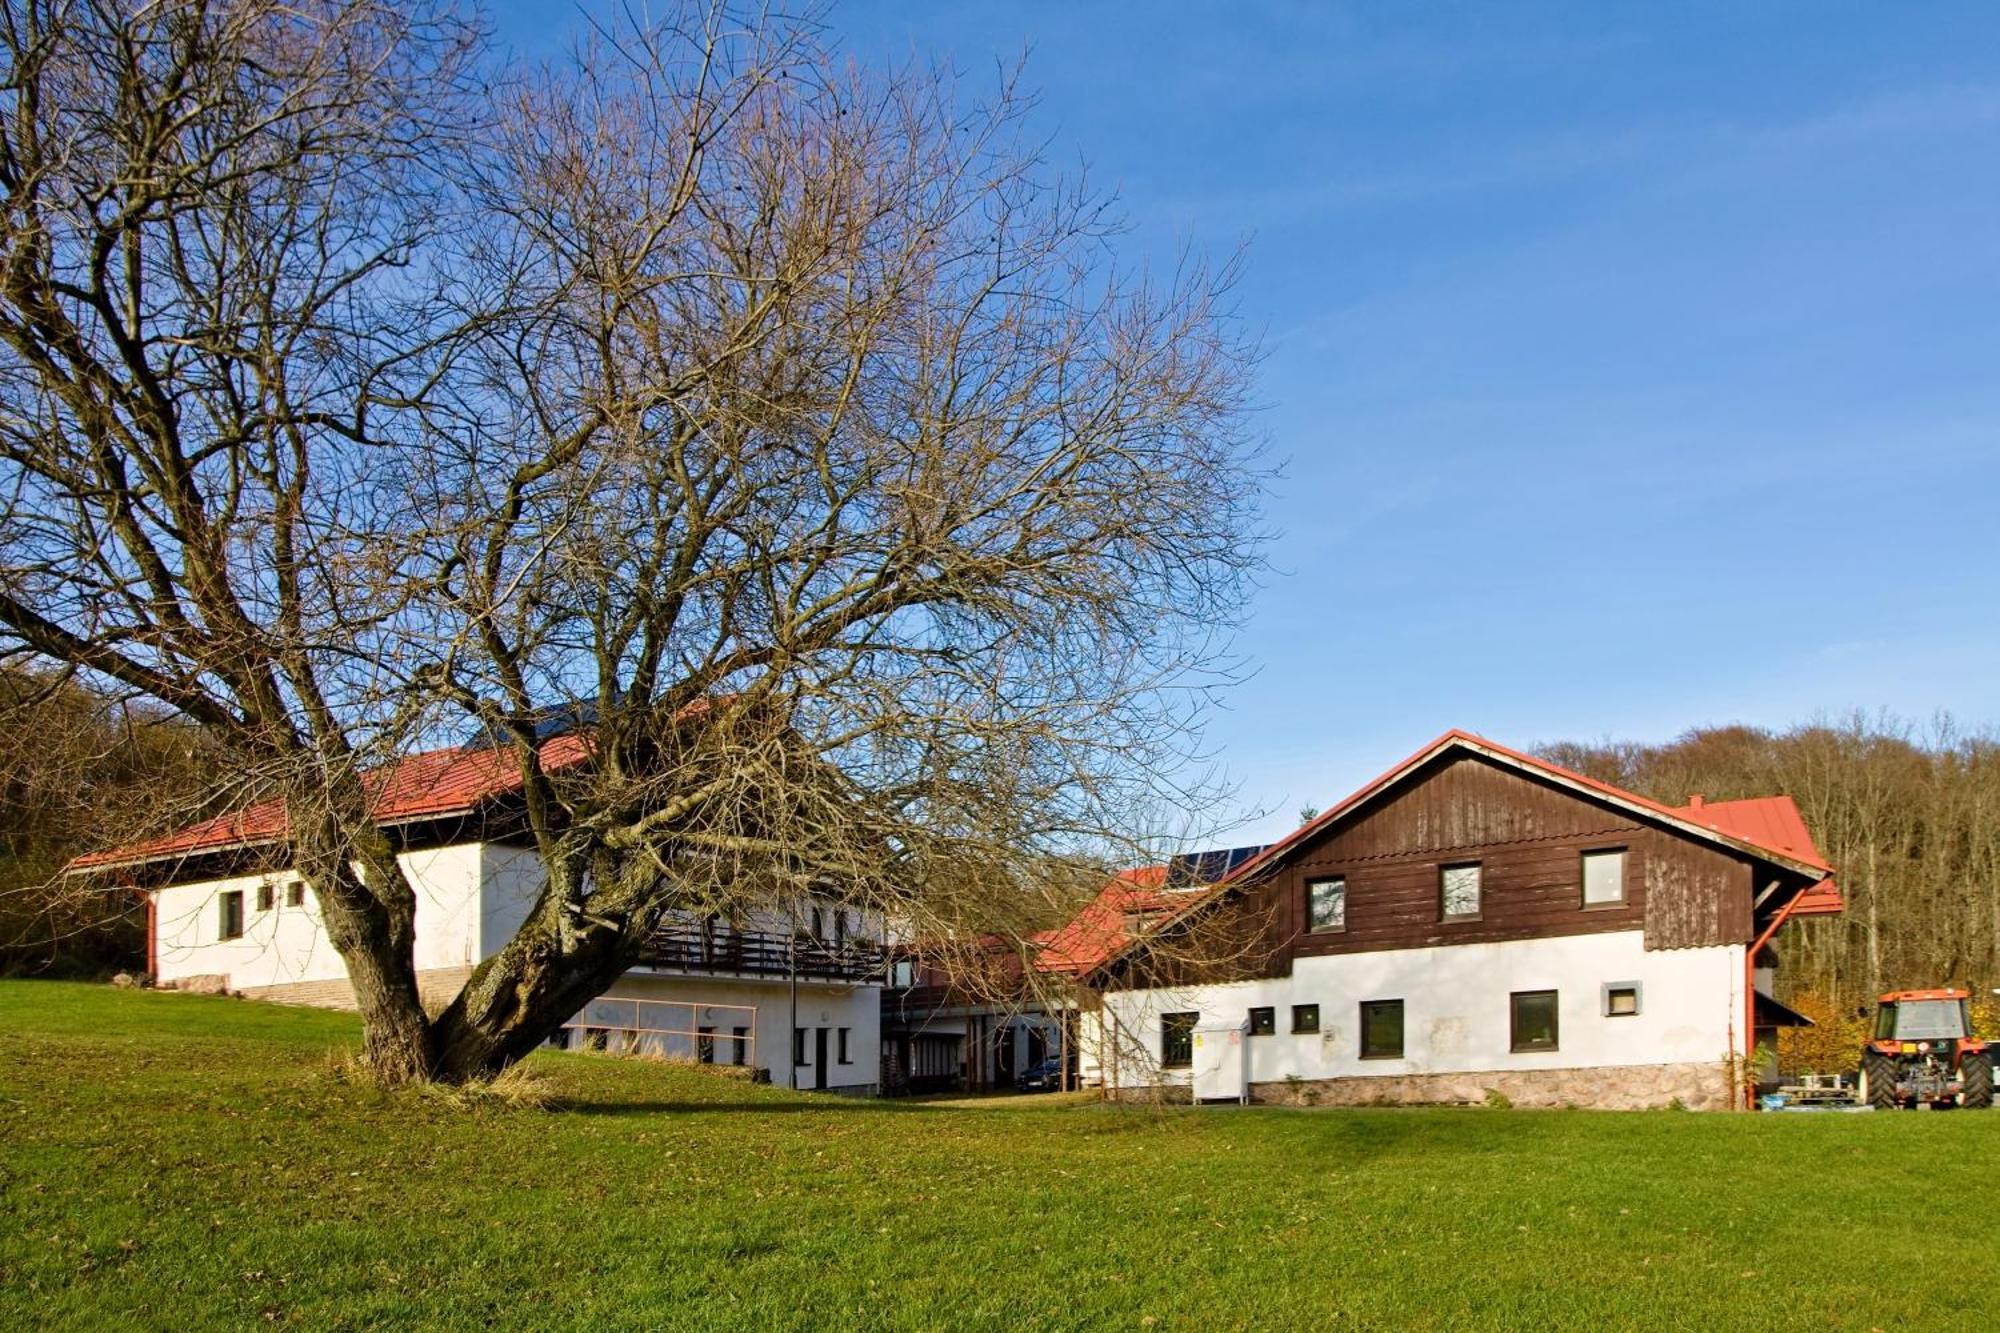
[[0, 1, 1264, 1081]]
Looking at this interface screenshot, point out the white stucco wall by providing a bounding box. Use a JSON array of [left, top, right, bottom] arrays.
[[1085, 930, 1746, 1091], [150, 842, 489, 991], [148, 839, 885, 1090], [593, 973, 882, 1091], [478, 842, 547, 956]]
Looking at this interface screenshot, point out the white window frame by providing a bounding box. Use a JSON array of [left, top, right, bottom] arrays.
[[1602, 981, 1642, 1017]]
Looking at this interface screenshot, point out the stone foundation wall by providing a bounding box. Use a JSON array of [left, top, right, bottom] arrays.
[[229, 966, 474, 1015], [1104, 1060, 1733, 1111], [1249, 1060, 1732, 1111]]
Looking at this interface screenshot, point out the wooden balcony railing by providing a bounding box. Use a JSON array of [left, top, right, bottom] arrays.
[[634, 924, 887, 984]]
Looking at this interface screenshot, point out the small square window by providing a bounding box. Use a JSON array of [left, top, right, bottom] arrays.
[[255, 881, 275, 912], [1360, 999, 1404, 1059], [1582, 849, 1626, 907], [1441, 863, 1482, 920], [1291, 1003, 1320, 1034], [218, 890, 244, 940], [285, 879, 306, 908], [1161, 1012, 1197, 1069], [1247, 1006, 1275, 1036], [1511, 990, 1560, 1052], [1604, 982, 1641, 1017], [1307, 877, 1346, 932]]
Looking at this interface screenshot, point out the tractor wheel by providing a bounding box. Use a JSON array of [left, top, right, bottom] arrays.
[[1863, 1051, 1899, 1110], [1963, 1051, 1994, 1110]]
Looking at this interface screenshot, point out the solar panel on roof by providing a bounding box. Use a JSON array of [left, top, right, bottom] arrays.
[[1165, 844, 1269, 887]]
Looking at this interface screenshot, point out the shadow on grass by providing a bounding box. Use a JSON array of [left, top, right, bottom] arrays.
[[558, 1094, 957, 1116]]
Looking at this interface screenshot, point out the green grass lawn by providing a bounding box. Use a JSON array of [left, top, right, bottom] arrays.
[[3, 982, 1997, 1331]]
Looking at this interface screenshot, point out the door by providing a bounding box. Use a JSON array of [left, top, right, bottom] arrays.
[[1191, 1022, 1247, 1103], [814, 1027, 829, 1090]]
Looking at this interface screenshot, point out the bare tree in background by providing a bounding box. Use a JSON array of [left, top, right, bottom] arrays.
[[0, 1, 1264, 1081]]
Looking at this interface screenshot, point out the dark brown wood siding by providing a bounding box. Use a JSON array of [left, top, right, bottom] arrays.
[[1639, 826, 1753, 950], [1166, 753, 1760, 980]]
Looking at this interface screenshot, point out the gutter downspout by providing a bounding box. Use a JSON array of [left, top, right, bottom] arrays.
[[1742, 883, 1808, 1109]]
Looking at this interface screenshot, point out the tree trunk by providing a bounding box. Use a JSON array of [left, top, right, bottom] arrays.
[[301, 812, 438, 1085], [427, 911, 636, 1081]]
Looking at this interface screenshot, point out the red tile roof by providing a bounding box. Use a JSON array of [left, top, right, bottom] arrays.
[[1047, 729, 1842, 980], [1030, 864, 1178, 976], [68, 734, 589, 872]]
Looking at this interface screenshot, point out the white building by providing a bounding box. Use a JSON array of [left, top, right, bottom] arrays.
[[74, 742, 885, 1094], [1059, 731, 1841, 1110]]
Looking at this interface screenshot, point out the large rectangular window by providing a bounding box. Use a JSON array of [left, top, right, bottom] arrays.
[[1511, 990, 1560, 1052], [1440, 863, 1482, 920], [218, 890, 244, 941], [1582, 849, 1626, 907], [1247, 1006, 1275, 1036], [731, 1026, 750, 1066], [1161, 1012, 1197, 1069], [1360, 999, 1404, 1059], [793, 1027, 808, 1066], [1307, 877, 1346, 933], [1291, 1003, 1320, 1035], [696, 1026, 716, 1064], [837, 1027, 852, 1064]]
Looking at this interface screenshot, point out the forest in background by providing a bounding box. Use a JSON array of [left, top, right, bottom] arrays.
[[0, 670, 219, 975]]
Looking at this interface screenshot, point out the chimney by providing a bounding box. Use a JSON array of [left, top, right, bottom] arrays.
[[1687, 793, 1704, 810]]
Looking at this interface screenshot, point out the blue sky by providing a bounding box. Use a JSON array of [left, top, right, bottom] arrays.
[[492, 3, 2000, 841]]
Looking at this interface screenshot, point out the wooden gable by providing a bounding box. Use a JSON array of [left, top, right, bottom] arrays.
[[1209, 752, 1757, 974]]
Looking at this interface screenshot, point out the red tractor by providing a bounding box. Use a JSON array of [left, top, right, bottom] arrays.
[[1858, 988, 1992, 1110]]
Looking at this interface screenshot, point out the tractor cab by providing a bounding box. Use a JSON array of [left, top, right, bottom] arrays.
[[1860, 988, 1991, 1109], [1872, 991, 1973, 1043]]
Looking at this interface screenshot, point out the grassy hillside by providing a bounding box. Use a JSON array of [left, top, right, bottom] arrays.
[[2, 983, 1997, 1330]]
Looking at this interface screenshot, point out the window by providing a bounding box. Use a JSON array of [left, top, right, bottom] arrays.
[[696, 1026, 716, 1064], [837, 1027, 852, 1064], [1582, 849, 1626, 907], [793, 1027, 809, 1065], [1161, 1012, 1197, 1069], [1247, 1006, 1275, 1036], [255, 881, 275, 912], [1360, 999, 1404, 1059], [285, 879, 306, 908], [1306, 876, 1347, 933], [1440, 863, 1482, 920], [1511, 990, 1560, 1052], [218, 890, 244, 940], [809, 907, 824, 940], [834, 910, 848, 951], [1603, 983, 1641, 1017], [731, 1027, 749, 1066], [1291, 1003, 1320, 1035]]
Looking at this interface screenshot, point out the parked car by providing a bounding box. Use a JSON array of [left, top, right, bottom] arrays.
[[1016, 1056, 1066, 1093]]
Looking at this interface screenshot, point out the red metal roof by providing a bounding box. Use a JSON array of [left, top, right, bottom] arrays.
[[1668, 795, 1843, 915], [1047, 728, 1842, 979], [69, 734, 589, 872]]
